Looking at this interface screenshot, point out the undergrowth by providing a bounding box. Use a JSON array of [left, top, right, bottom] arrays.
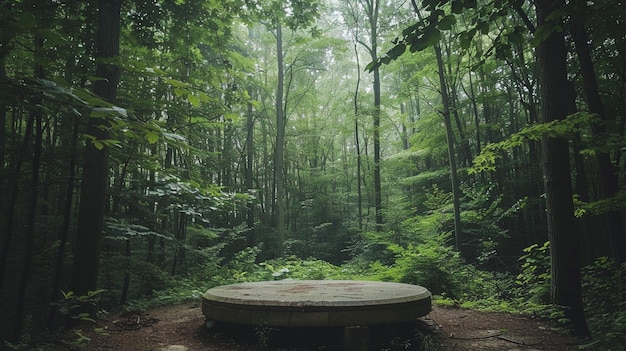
[[102, 236, 623, 351]]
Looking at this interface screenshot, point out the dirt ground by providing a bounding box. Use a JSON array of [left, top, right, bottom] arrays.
[[65, 302, 584, 351]]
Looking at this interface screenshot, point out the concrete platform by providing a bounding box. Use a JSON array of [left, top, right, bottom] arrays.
[[202, 280, 431, 349]]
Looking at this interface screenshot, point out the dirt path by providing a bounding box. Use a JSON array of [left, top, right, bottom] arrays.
[[72, 303, 582, 350]]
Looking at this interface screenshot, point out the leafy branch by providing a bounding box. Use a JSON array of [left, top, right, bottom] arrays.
[[469, 112, 600, 174]]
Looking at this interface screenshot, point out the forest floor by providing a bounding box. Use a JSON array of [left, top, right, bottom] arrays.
[[65, 302, 586, 351]]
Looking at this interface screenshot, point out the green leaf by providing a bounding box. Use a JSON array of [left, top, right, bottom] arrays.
[[36, 29, 67, 44], [438, 15, 456, 30], [507, 26, 525, 44], [479, 21, 490, 35], [387, 43, 407, 60], [145, 131, 160, 144], [92, 140, 104, 150], [164, 78, 190, 88], [459, 31, 473, 49], [162, 132, 187, 142], [174, 88, 186, 97], [365, 60, 381, 72], [426, 25, 441, 43], [187, 94, 200, 107], [84, 75, 108, 83], [91, 106, 127, 118]]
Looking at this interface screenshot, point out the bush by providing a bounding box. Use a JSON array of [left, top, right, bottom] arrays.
[[582, 257, 626, 349], [259, 256, 348, 280], [515, 242, 626, 348], [515, 241, 551, 304]]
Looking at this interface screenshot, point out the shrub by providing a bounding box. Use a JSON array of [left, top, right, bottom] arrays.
[[515, 241, 551, 304], [582, 257, 626, 349]]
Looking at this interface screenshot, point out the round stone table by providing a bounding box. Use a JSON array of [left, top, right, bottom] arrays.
[[202, 280, 431, 350]]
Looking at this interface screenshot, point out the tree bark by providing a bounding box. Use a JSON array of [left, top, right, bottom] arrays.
[[536, 0, 589, 337], [245, 99, 256, 246], [353, 44, 363, 231], [71, 0, 121, 297], [274, 22, 286, 240], [362, 0, 383, 231], [434, 44, 462, 252], [13, 36, 44, 338], [48, 113, 80, 329], [570, 0, 625, 265], [0, 57, 6, 204]]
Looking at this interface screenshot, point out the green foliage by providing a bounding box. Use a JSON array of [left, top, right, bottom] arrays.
[[470, 112, 600, 174], [581, 257, 626, 349], [459, 184, 511, 263], [259, 256, 347, 281], [515, 241, 551, 304], [51, 289, 106, 323], [215, 247, 349, 285], [515, 243, 626, 347], [574, 189, 626, 218], [218, 246, 264, 284], [380, 233, 464, 296], [121, 276, 207, 311]]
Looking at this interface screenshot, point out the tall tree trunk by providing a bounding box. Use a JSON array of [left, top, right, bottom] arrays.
[[434, 44, 463, 251], [353, 43, 363, 231], [71, 0, 121, 297], [274, 22, 286, 240], [48, 113, 80, 329], [571, 1, 625, 265], [536, 0, 589, 337], [13, 109, 42, 341], [245, 100, 256, 246], [0, 57, 6, 204], [119, 239, 131, 304], [373, 65, 383, 231], [13, 37, 44, 338], [360, 0, 383, 231], [567, 82, 601, 264], [0, 109, 34, 292], [444, 42, 472, 167]]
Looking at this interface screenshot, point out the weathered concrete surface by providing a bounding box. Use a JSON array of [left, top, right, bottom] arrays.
[[202, 280, 431, 327]]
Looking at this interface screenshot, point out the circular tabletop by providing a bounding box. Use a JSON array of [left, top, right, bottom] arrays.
[[202, 280, 431, 327]]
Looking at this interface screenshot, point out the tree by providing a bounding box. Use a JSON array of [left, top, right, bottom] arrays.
[[409, 0, 463, 251], [372, 0, 594, 334], [248, 0, 320, 251], [347, 0, 384, 231], [536, 0, 589, 336], [71, 0, 121, 298], [570, 0, 625, 265]]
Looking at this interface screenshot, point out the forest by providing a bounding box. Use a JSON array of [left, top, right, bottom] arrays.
[[0, 0, 625, 349]]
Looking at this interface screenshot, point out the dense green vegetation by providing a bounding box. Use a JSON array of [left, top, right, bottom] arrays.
[[1, 0, 625, 349]]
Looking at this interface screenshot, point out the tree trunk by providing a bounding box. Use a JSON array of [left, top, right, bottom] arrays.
[[0, 102, 34, 294], [245, 100, 256, 246], [71, 0, 121, 297], [119, 239, 131, 305], [274, 22, 286, 241], [353, 43, 363, 231], [362, 0, 383, 231], [48, 113, 80, 329], [0, 57, 6, 204], [13, 41, 44, 338], [536, 0, 589, 337], [571, 0, 625, 265], [434, 44, 463, 252]]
